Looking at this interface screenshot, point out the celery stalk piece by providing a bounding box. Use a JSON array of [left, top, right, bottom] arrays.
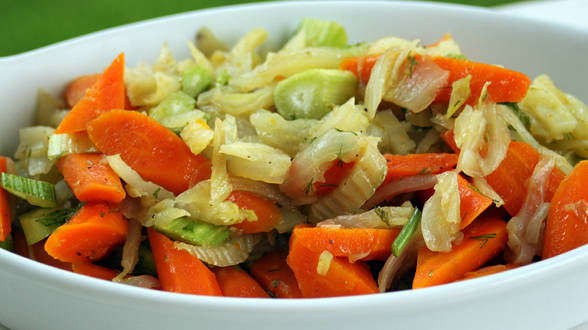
[[182, 65, 212, 98], [273, 69, 357, 120], [1, 173, 57, 208], [296, 18, 348, 48], [19, 207, 69, 245], [153, 216, 230, 247], [148, 91, 196, 124], [0, 234, 14, 251]]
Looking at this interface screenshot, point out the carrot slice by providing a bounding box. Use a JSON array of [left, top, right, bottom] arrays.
[[287, 229, 379, 297], [87, 110, 211, 195], [65, 74, 101, 108], [249, 251, 302, 298], [72, 262, 118, 281], [382, 153, 458, 185], [457, 174, 493, 229], [440, 130, 460, 153], [44, 203, 128, 263], [57, 153, 126, 203], [340, 54, 531, 105], [0, 157, 11, 241], [459, 264, 517, 281], [31, 239, 72, 271], [55, 53, 126, 134], [212, 266, 270, 298], [291, 225, 400, 261], [228, 190, 281, 234], [543, 161, 588, 258], [313, 160, 356, 196], [413, 215, 507, 289], [147, 228, 222, 295]]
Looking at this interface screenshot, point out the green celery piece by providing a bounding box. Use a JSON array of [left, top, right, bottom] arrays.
[[19, 207, 78, 245], [1, 173, 57, 208], [0, 234, 14, 251], [153, 217, 230, 246], [392, 208, 422, 257], [215, 70, 231, 87], [297, 18, 347, 48], [182, 65, 212, 98], [148, 91, 196, 124], [273, 68, 357, 120]]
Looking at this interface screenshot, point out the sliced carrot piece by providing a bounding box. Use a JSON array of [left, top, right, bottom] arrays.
[[313, 160, 356, 196], [228, 190, 281, 234], [44, 203, 128, 263], [440, 130, 460, 154], [87, 110, 211, 195], [55, 53, 126, 134], [413, 215, 507, 289], [457, 174, 493, 229], [212, 266, 270, 298], [0, 157, 11, 241], [382, 153, 458, 185], [65, 73, 101, 108], [72, 262, 118, 281], [147, 228, 222, 296], [459, 264, 518, 281], [57, 153, 126, 203], [249, 251, 302, 298]]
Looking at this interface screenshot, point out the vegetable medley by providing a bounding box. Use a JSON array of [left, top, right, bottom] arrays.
[[2, 19, 588, 298]]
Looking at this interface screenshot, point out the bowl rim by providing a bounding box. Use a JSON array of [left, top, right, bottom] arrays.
[[1, 0, 588, 311]]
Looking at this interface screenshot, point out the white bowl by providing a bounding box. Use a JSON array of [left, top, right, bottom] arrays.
[[1, 2, 588, 329]]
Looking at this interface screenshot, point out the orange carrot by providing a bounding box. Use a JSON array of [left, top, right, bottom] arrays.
[[287, 228, 379, 297], [440, 130, 460, 154], [44, 203, 129, 263], [340, 54, 531, 105], [382, 153, 458, 185], [31, 240, 72, 271], [65, 73, 101, 108], [249, 251, 303, 298], [57, 153, 126, 203], [72, 262, 118, 281], [457, 174, 493, 229], [147, 228, 222, 296], [485, 141, 564, 216], [425, 33, 453, 49], [313, 160, 355, 196], [55, 53, 126, 134], [459, 264, 517, 281], [291, 225, 401, 261], [212, 266, 270, 298], [87, 110, 211, 195], [0, 157, 11, 241], [229, 190, 281, 234], [543, 161, 588, 259], [412, 215, 507, 288]]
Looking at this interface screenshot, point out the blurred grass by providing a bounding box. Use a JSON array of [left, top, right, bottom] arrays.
[[1, 0, 527, 56]]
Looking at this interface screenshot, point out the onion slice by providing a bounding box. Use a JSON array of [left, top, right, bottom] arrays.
[[363, 174, 437, 210]]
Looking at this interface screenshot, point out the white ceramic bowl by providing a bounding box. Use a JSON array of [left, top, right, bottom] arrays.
[[1, 2, 588, 329]]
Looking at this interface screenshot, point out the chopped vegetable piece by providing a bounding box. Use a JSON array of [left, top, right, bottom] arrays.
[[182, 65, 212, 98], [55, 53, 125, 134], [543, 160, 588, 258], [273, 69, 357, 120], [47, 133, 96, 160], [87, 110, 211, 195], [413, 215, 508, 288], [313, 160, 355, 196], [293, 18, 348, 48], [147, 228, 222, 295], [382, 153, 458, 184], [456, 174, 493, 229], [72, 262, 118, 281], [19, 207, 72, 245], [148, 91, 195, 125], [0, 157, 11, 241], [229, 190, 282, 234], [44, 203, 129, 263], [57, 153, 126, 203], [1, 173, 57, 208], [212, 266, 270, 298], [65, 73, 100, 108], [152, 216, 230, 246], [249, 251, 303, 298], [392, 208, 422, 257], [459, 264, 517, 281]]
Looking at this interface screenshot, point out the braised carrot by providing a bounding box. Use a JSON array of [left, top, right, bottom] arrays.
[[543, 161, 588, 259], [457, 174, 492, 229], [313, 160, 355, 196], [55, 53, 126, 134], [287, 228, 379, 297], [459, 264, 517, 281], [440, 130, 460, 154], [31, 239, 72, 271], [340, 54, 531, 105], [147, 228, 222, 296], [228, 190, 281, 234], [87, 110, 211, 195], [291, 225, 401, 261], [382, 153, 458, 185], [249, 251, 303, 298], [485, 141, 564, 216], [0, 157, 11, 241], [57, 153, 126, 203], [72, 262, 118, 281], [44, 203, 129, 263], [412, 215, 507, 288], [65, 74, 101, 108], [212, 266, 270, 298], [425, 33, 453, 49]]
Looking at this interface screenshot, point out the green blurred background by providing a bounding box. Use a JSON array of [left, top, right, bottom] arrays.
[[2, 0, 529, 56]]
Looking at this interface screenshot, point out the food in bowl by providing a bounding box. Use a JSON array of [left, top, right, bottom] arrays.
[[1, 17, 587, 298]]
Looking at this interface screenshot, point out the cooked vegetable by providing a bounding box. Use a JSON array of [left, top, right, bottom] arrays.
[[14, 126, 55, 176], [47, 133, 96, 160], [459, 264, 517, 281], [152, 216, 230, 246], [19, 207, 76, 245], [65, 73, 101, 108], [105, 154, 174, 200], [228, 190, 281, 234], [212, 266, 269, 298], [249, 251, 303, 298], [382, 153, 458, 184], [180, 119, 214, 155], [220, 142, 291, 184], [286, 18, 348, 49], [182, 65, 212, 97], [1, 173, 57, 208], [174, 234, 261, 267], [456, 174, 492, 229], [0, 157, 11, 241], [392, 208, 422, 257], [148, 91, 195, 125]]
